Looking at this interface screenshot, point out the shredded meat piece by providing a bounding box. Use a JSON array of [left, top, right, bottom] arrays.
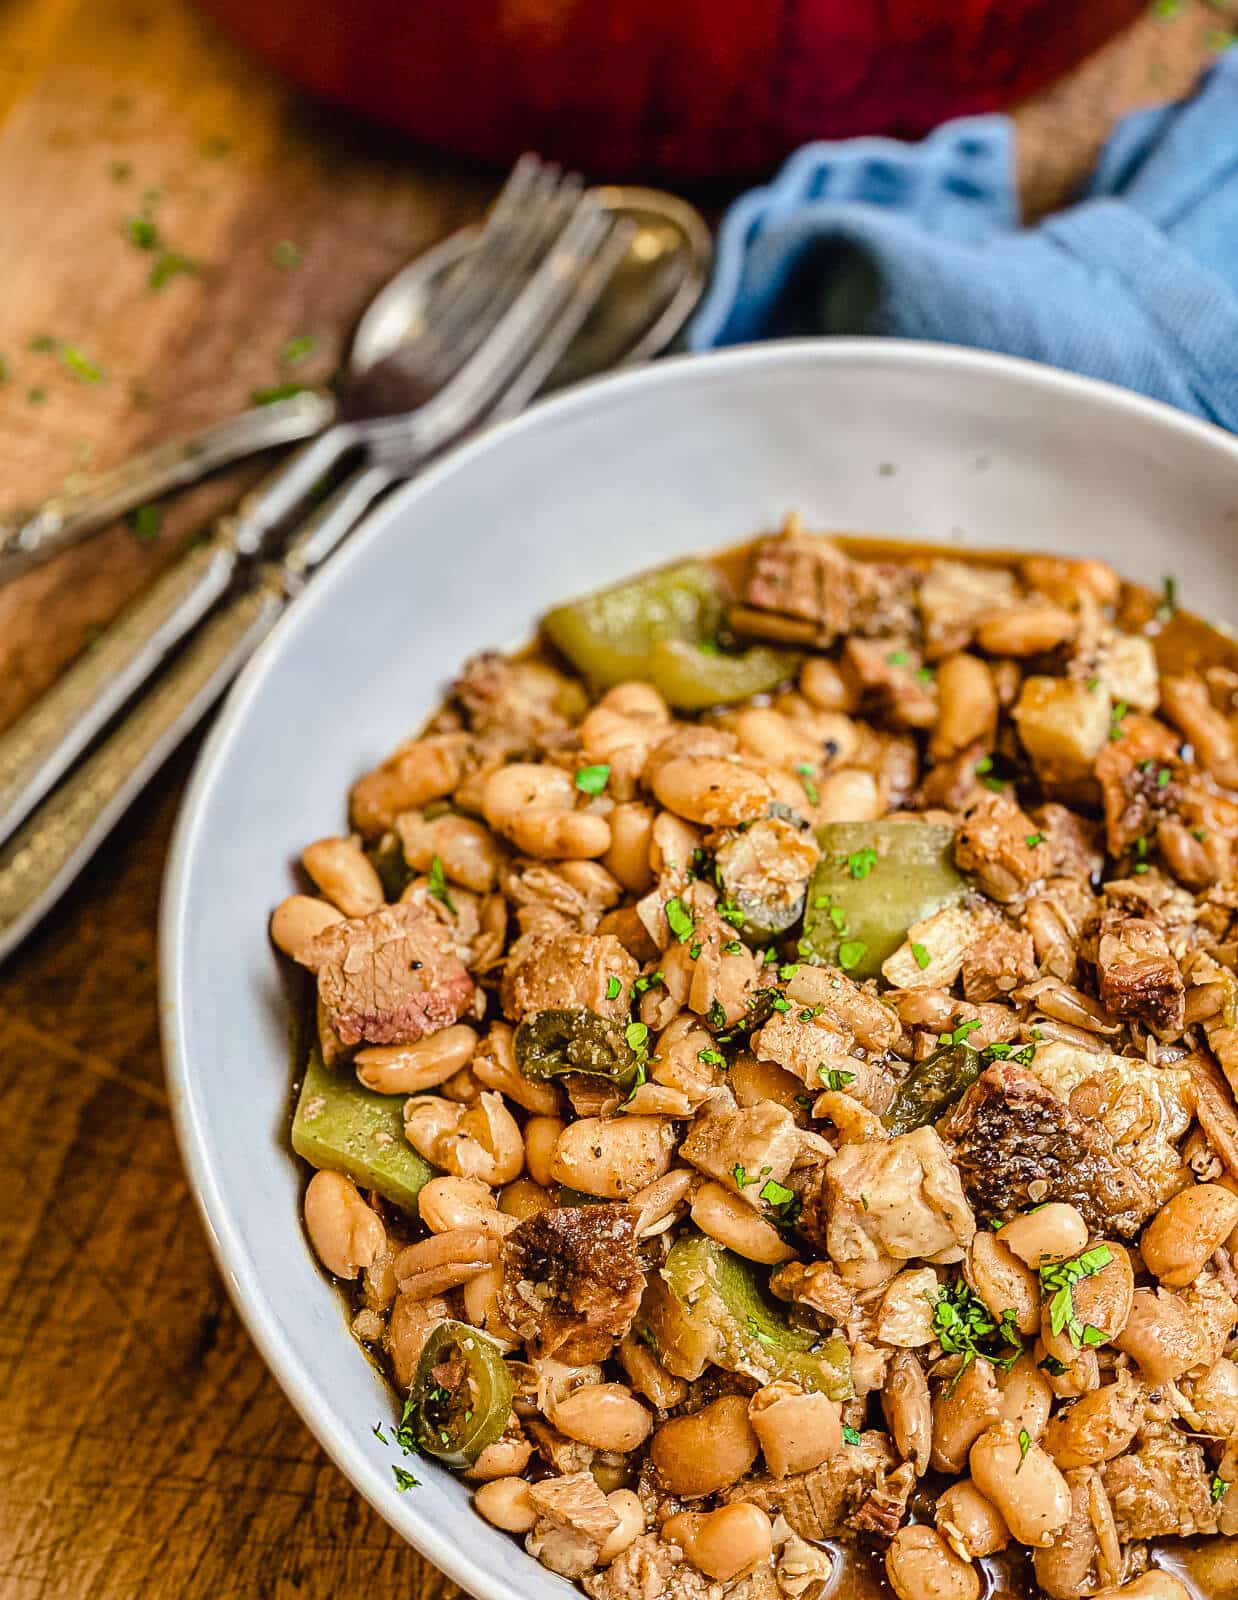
[[526, 1471, 621, 1579], [783, 966, 902, 1053], [499, 1206, 644, 1361], [841, 638, 938, 729], [741, 527, 916, 645], [940, 1063, 1156, 1236], [1179, 1268, 1238, 1372], [1036, 802, 1105, 880], [954, 792, 1044, 903], [1095, 907, 1186, 1036], [1093, 714, 1181, 856], [583, 1536, 710, 1600], [768, 1261, 856, 1325], [1101, 1426, 1220, 1541], [679, 1103, 800, 1200], [751, 1010, 858, 1090], [299, 900, 474, 1048], [821, 1128, 976, 1281], [918, 560, 1016, 656], [850, 1459, 915, 1541], [723, 1430, 900, 1540], [454, 651, 586, 742], [713, 815, 819, 931], [960, 918, 1037, 1002], [500, 930, 638, 1023]]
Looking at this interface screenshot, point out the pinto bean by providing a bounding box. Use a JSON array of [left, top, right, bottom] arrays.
[[965, 1230, 1040, 1336], [549, 1116, 676, 1199], [999, 1203, 1089, 1268], [270, 894, 345, 960], [1140, 1182, 1238, 1289], [355, 1024, 478, 1094], [663, 1505, 773, 1584], [650, 1396, 759, 1497], [301, 836, 384, 916], [936, 1479, 1009, 1560]]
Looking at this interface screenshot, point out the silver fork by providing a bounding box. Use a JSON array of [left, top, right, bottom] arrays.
[[0, 160, 592, 849], [0, 216, 633, 962]]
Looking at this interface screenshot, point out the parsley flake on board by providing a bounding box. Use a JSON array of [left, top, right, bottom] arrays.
[[665, 897, 695, 943], [426, 855, 456, 914], [392, 1465, 420, 1491], [574, 763, 610, 795], [1039, 1245, 1114, 1349]]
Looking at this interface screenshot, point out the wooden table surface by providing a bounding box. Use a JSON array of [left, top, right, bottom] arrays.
[[0, 1, 1230, 1594]]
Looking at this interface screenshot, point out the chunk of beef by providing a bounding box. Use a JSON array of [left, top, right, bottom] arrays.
[[1101, 1427, 1220, 1541], [742, 527, 916, 646], [500, 930, 638, 1023], [960, 918, 1037, 1002], [454, 651, 586, 742], [713, 815, 819, 935], [1093, 714, 1180, 856], [299, 900, 473, 1048], [502, 858, 622, 937], [840, 638, 938, 730], [499, 1205, 645, 1361], [768, 1261, 856, 1326], [918, 560, 1017, 656], [680, 1103, 800, 1202], [1161, 672, 1238, 789], [526, 1471, 621, 1579], [954, 792, 1044, 903], [583, 1536, 710, 1600], [883, 906, 982, 991], [1035, 802, 1105, 881], [939, 1063, 1156, 1237], [783, 966, 902, 1053], [1095, 907, 1185, 1037], [723, 1430, 900, 1541], [822, 1128, 976, 1282], [751, 1010, 859, 1090]]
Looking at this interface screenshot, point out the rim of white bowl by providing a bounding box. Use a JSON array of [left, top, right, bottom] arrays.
[[160, 337, 1238, 1600]]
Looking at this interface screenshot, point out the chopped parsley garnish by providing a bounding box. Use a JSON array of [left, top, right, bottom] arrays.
[[1211, 1474, 1231, 1504], [828, 906, 848, 932], [982, 775, 1007, 793], [251, 382, 306, 405], [844, 847, 878, 880], [1109, 699, 1129, 741], [60, 344, 103, 384], [606, 976, 622, 1000], [706, 998, 727, 1030], [637, 1325, 659, 1356], [272, 239, 302, 269], [372, 1422, 389, 1444], [975, 754, 993, 775], [1039, 1353, 1068, 1377], [841, 1425, 862, 1446], [723, 940, 743, 956], [664, 896, 695, 944], [887, 650, 909, 666], [633, 970, 665, 994], [733, 1164, 755, 1188], [818, 1067, 855, 1089], [150, 251, 199, 289], [911, 942, 931, 971], [770, 995, 791, 1012], [759, 1178, 796, 1208], [574, 763, 610, 795], [1156, 575, 1177, 622], [945, 1018, 981, 1047], [799, 1004, 824, 1022], [746, 1317, 777, 1347], [838, 940, 867, 971], [1024, 833, 1045, 849], [778, 963, 800, 981], [1039, 1245, 1114, 1349], [795, 763, 819, 805], [29, 333, 57, 352], [1192, 827, 1209, 842], [625, 1022, 649, 1060], [127, 504, 161, 543], [1086, 676, 1101, 692], [280, 333, 317, 365], [718, 899, 746, 929], [698, 1047, 724, 1066], [125, 215, 159, 249], [981, 1040, 1036, 1066], [26, 386, 46, 405], [933, 1279, 1023, 1373], [426, 855, 456, 914], [1157, 767, 1171, 789], [916, 665, 935, 684], [1017, 1428, 1032, 1467], [391, 1465, 420, 1491], [689, 943, 702, 961]]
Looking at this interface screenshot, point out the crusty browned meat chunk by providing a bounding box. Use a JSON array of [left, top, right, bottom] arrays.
[[1095, 907, 1185, 1036], [742, 528, 916, 646], [840, 638, 938, 730], [954, 792, 1044, 903], [960, 919, 1036, 1002], [454, 651, 586, 742], [583, 1536, 710, 1600], [299, 900, 473, 1048], [1093, 714, 1181, 856], [723, 1430, 899, 1540], [1101, 1426, 1220, 1541], [526, 1471, 621, 1579], [499, 1205, 644, 1360], [500, 930, 638, 1023], [940, 1064, 1156, 1237], [768, 1260, 856, 1325]]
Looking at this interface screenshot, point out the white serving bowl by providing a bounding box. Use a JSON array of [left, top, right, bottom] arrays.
[[161, 340, 1238, 1600]]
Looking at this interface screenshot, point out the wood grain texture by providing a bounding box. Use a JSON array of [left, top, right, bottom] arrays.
[[0, 1, 1226, 1595]]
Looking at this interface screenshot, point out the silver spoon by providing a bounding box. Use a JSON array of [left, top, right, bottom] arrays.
[[0, 181, 709, 586]]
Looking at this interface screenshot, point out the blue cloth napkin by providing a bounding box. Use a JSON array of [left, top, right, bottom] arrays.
[[688, 54, 1238, 431]]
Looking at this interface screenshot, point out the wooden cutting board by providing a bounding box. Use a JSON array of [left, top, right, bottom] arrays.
[[0, 1, 1227, 1594]]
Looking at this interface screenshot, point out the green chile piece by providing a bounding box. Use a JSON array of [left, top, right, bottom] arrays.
[[883, 1043, 985, 1136], [642, 1232, 851, 1400], [292, 1045, 433, 1215], [542, 560, 796, 710], [410, 1319, 513, 1468], [514, 1008, 638, 1086], [801, 821, 967, 980]]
